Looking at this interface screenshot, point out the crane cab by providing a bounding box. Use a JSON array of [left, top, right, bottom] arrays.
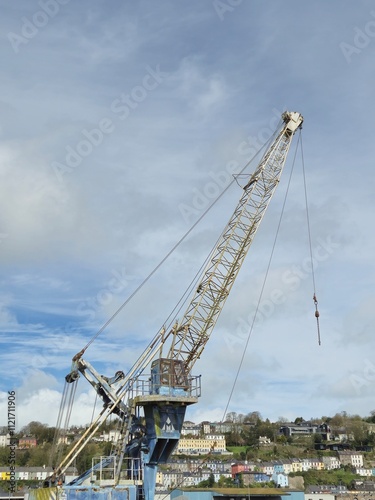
[[150, 358, 189, 396]]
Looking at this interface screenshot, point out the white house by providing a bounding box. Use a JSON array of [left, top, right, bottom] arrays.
[[0, 434, 10, 447], [99, 430, 121, 442], [301, 458, 312, 472], [356, 468, 373, 477], [322, 456, 340, 470], [338, 451, 363, 468]]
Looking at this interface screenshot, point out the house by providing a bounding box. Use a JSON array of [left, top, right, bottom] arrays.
[[325, 442, 351, 451], [278, 421, 319, 438], [355, 468, 373, 477], [330, 427, 352, 442], [305, 493, 335, 500], [161, 470, 184, 488], [156, 470, 164, 486], [0, 434, 10, 447], [309, 458, 324, 470], [261, 462, 275, 476], [205, 422, 234, 434], [167, 459, 192, 473], [291, 459, 302, 473], [181, 473, 202, 487], [201, 421, 211, 434], [0, 466, 77, 481], [170, 487, 304, 500], [162, 470, 226, 488], [231, 461, 257, 477], [200, 470, 222, 483], [317, 423, 332, 440], [281, 460, 293, 475], [259, 435, 272, 446], [352, 480, 375, 491], [301, 458, 312, 472], [17, 470, 29, 480], [241, 470, 271, 485], [28, 467, 50, 480], [18, 437, 37, 449], [98, 430, 121, 442], [272, 472, 288, 488], [181, 424, 201, 437], [338, 451, 364, 468], [322, 456, 340, 470], [306, 484, 347, 495], [273, 462, 284, 474], [0, 470, 10, 480], [176, 435, 227, 455], [207, 461, 231, 473]]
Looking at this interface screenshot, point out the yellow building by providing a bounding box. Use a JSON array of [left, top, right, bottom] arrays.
[[291, 459, 302, 473], [176, 435, 227, 454]]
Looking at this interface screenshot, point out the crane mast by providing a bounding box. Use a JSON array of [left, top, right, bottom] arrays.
[[55, 111, 303, 500]]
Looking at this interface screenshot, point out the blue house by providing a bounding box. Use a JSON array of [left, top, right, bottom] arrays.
[[272, 473, 288, 488], [273, 462, 284, 474], [242, 471, 271, 485]]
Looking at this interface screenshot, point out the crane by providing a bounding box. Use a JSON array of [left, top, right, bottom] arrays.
[[44, 111, 303, 500]]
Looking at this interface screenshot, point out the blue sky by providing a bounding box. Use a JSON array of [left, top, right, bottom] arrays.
[[1, 0, 375, 430]]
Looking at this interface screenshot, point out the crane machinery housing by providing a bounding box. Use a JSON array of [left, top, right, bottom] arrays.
[[28, 110, 304, 500]]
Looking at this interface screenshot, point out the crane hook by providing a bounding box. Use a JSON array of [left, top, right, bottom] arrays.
[[313, 293, 321, 346]]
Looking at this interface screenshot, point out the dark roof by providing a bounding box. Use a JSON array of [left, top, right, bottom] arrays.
[[176, 487, 290, 496]]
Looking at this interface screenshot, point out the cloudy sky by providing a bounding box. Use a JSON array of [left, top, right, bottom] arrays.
[[1, 0, 375, 433]]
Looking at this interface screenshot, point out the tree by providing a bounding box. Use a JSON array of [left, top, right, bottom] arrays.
[[276, 434, 287, 445], [75, 443, 102, 474], [244, 412, 262, 424], [313, 433, 323, 444], [218, 475, 234, 487], [0, 447, 10, 465], [277, 416, 289, 423], [225, 412, 238, 423], [330, 413, 344, 427], [20, 421, 55, 443], [197, 473, 215, 488], [26, 444, 53, 467], [207, 473, 215, 487], [257, 419, 277, 442], [18, 449, 31, 466], [346, 418, 367, 445]]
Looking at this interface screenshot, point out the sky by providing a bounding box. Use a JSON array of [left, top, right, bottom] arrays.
[[1, 0, 375, 434]]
